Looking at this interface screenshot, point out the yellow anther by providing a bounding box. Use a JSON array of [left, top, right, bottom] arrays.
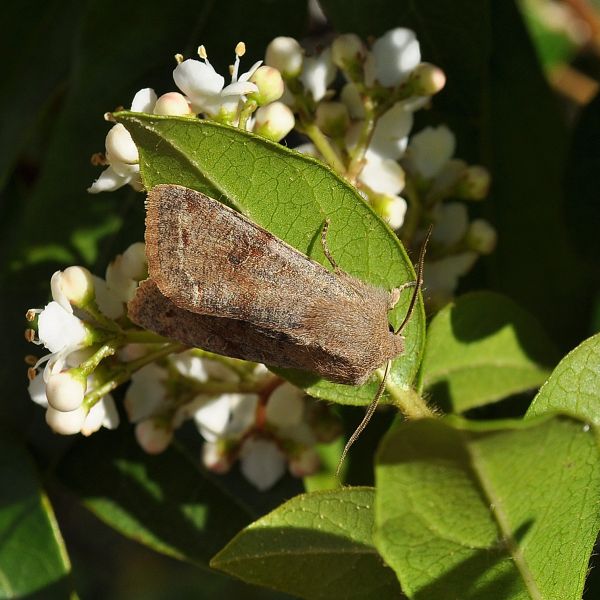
[[174, 53, 184, 64], [198, 45, 208, 60], [235, 41, 246, 57]]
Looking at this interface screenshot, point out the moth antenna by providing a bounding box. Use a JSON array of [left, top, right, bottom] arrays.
[[321, 219, 340, 272], [395, 225, 433, 335], [336, 360, 392, 477]]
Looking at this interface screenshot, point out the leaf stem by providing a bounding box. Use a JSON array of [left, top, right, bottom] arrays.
[[385, 378, 437, 419], [302, 121, 346, 174]]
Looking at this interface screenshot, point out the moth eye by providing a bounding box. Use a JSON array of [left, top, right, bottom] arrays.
[[388, 323, 395, 334]]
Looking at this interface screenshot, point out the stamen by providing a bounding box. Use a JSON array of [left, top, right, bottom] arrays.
[[174, 52, 184, 64], [25, 308, 40, 321], [27, 367, 37, 381], [235, 41, 246, 57], [24, 329, 36, 343], [90, 152, 107, 166], [103, 112, 116, 123], [25, 355, 38, 366], [198, 45, 208, 60]]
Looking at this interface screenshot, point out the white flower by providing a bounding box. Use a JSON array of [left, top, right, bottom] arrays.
[[92, 276, 125, 319], [239, 437, 286, 491], [46, 371, 86, 412], [367, 102, 413, 161], [80, 395, 119, 436], [171, 352, 239, 384], [193, 393, 258, 441], [37, 302, 89, 355], [299, 48, 336, 102], [424, 251, 478, 307], [372, 28, 421, 87], [374, 194, 408, 230], [202, 441, 232, 473], [406, 125, 456, 179], [293, 143, 319, 157], [173, 43, 261, 118], [124, 363, 169, 423], [359, 156, 405, 196], [88, 88, 157, 193], [105, 242, 147, 303], [29, 371, 119, 436], [265, 383, 304, 428], [431, 202, 468, 247]]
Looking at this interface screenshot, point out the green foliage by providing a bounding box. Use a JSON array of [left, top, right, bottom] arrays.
[[375, 415, 600, 599], [1, 1, 599, 598], [211, 488, 403, 599], [0, 436, 72, 598], [527, 332, 600, 424], [115, 113, 425, 404], [422, 292, 559, 412]]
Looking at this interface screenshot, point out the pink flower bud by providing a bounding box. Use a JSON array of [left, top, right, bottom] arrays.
[[153, 92, 193, 116], [135, 419, 173, 454]]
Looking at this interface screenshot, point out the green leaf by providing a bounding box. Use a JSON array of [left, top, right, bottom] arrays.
[[0, 435, 72, 598], [421, 292, 559, 412], [375, 415, 600, 600], [211, 487, 404, 600], [115, 113, 426, 405], [55, 428, 253, 567], [527, 333, 600, 425]]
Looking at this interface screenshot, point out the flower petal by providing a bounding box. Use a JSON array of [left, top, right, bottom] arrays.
[[87, 166, 132, 194], [130, 88, 157, 113], [239, 437, 286, 491], [37, 302, 88, 353]]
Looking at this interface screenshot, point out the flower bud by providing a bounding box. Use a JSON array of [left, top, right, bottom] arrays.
[[409, 62, 446, 96], [202, 441, 232, 474], [253, 102, 295, 142], [265, 383, 305, 428], [289, 447, 320, 478], [315, 101, 350, 138], [331, 34, 366, 74], [407, 125, 456, 180], [371, 194, 407, 230], [265, 36, 304, 78], [248, 65, 284, 105], [46, 405, 87, 435], [46, 370, 87, 412], [51, 266, 95, 310], [372, 28, 421, 87], [466, 219, 497, 254], [105, 124, 138, 165], [455, 166, 491, 200], [135, 419, 173, 454], [153, 92, 193, 116]]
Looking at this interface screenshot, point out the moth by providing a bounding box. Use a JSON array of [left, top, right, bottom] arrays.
[[128, 184, 426, 462]]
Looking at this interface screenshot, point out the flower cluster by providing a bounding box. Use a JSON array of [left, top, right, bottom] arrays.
[[28, 27, 500, 491], [89, 43, 292, 194], [26, 244, 149, 434], [124, 352, 341, 490], [262, 30, 495, 304], [26, 242, 341, 490]]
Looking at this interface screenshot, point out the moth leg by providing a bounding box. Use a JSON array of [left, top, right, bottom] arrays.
[[321, 219, 340, 272]]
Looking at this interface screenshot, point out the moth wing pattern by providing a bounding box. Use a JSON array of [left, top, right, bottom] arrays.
[[146, 184, 353, 329]]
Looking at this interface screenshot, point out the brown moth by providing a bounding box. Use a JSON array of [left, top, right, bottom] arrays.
[[128, 184, 420, 386]]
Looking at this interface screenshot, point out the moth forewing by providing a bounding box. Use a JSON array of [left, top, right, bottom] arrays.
[[131, 184, 410, 385]]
